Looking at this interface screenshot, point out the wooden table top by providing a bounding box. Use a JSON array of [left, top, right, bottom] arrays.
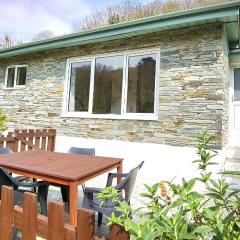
[[0, 150, 122, 181]]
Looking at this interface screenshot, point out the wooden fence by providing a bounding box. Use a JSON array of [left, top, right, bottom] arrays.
[[0, 186, 129, 240], [0, 129, 56, 152]]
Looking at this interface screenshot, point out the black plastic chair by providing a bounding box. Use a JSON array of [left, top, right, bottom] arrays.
[[0, 167, 47, 207], [40, 147, 96, 213], [0, 147, 13, 155], [0, 147, 34, 183], [61, 147, 96, 202], [68, 147, 95, 156], [0, 167, 48, 239], [82, 161, 144, 226]]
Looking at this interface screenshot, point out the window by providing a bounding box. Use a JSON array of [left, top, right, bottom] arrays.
[[93, 55, 123, 115], [5, 65, 27, 88], [68, 61, 91, 112], [127, 54, 156, 114], [234, 68, 240, 101], [65, 49, 159, 119]]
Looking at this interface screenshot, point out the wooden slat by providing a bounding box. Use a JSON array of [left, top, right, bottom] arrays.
[[0, 128, 56, 152], [14, 130, 21, 152], [14, 131, 56, 138], [0, 136, 15, 142], [51, 129, 56, 152], [27, 129, 34, 151], [6, 132, 17, 152], [20, 130, 28, 151], [0, 188, 129, 240], [0, 186, 14, 240], [77, 208, 95, 240], [47, 129, 52, 151], [13, 206, 76, 240], [34, 129, 41, 150], [16, 138, 42, 151], [41, 129, 47, 150], [15, 130, 23, 152], [47, 129, 56, 152], [109, 225, 130, 240], [47, 202, 65, 240], [22, 192, 37, 240]]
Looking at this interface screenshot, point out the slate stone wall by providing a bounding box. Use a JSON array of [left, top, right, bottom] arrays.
[[0, 23, 230, 149]]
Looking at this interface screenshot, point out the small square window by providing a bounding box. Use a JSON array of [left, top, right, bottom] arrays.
[[5, 65, 27, 88]]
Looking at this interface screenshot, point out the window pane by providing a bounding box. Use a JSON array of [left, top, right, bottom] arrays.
[[68, 61, 91, 112], [6, 68, 15, 88], [93, 55, 123, 114], [16, 67, 27, 86], [234, 68, 240, 101], [127, 54, 156, 113]]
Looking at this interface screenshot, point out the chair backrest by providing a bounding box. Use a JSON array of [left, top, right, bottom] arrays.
[[120, 161, 144, 202], [0, 168, 18, 196], [0, 147, 13, 155], [68, 147, 95, 156]]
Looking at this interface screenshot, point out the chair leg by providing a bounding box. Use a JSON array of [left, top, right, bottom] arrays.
[[61, 186, 69, 203], [33, 178, 37, 193], [98, 212, 103, 226], [38, 184, 48, 215], [12, 227, 18, 240]]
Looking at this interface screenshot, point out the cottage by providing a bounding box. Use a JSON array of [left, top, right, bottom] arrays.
[[0, 1, 240, 190]]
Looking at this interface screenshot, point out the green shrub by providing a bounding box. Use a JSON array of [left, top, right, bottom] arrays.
[[98, 131, 240, 240], [0, 108, 7, 133]]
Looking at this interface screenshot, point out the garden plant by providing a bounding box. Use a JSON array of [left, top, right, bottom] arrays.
[[98, 131, 240, 240], [0, 107, 6, 134]]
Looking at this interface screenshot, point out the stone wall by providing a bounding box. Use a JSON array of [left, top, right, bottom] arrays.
[[0, 23, 230, 149], [222, 27, 230, 147]]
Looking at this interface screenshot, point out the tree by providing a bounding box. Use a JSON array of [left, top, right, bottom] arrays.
[[72, 0, 231, 32], [32, 31, 55, 42], [0, 108, 6, 133], [0, 33, 22, 48]]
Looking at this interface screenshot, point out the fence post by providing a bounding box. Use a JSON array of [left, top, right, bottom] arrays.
[[47, 201, 65, 240], [6, 132, 18, 152], [0, 186, 14, 240], [47, 129, 56, 152], [52, 129, 56, 152], [76, 208, 95, 240], [22, 192, 37, 240], [27, 129, 34, 151], [41, 129, 47, 150], [109, 224, 130, 240]]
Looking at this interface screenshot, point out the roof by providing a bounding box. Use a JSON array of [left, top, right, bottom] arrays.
[[230, 48, 240, 64], [0, 1, 239, 59]]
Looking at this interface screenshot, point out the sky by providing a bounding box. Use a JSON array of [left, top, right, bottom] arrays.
[[0, 0, 152, 42]]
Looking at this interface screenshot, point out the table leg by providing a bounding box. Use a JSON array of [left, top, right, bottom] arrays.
[[117, 161, 123, 184], [69, 182, 78, 226]]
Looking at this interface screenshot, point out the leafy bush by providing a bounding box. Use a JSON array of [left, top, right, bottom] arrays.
[[98, 132, 240, 239], [0, 108, 6, 133]]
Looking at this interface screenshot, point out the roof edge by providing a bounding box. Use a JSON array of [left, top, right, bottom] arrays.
[[0, 1, 239, 58]]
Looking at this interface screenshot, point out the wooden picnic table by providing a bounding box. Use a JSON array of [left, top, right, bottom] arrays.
[[0, 150, 123, 226]]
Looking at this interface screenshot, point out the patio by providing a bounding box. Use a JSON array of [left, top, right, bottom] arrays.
[[0, 128, 141, 239]]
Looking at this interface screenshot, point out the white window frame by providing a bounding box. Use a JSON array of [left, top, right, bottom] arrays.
[[4, 65, 27, 89], [62, 48, 160, 120]]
